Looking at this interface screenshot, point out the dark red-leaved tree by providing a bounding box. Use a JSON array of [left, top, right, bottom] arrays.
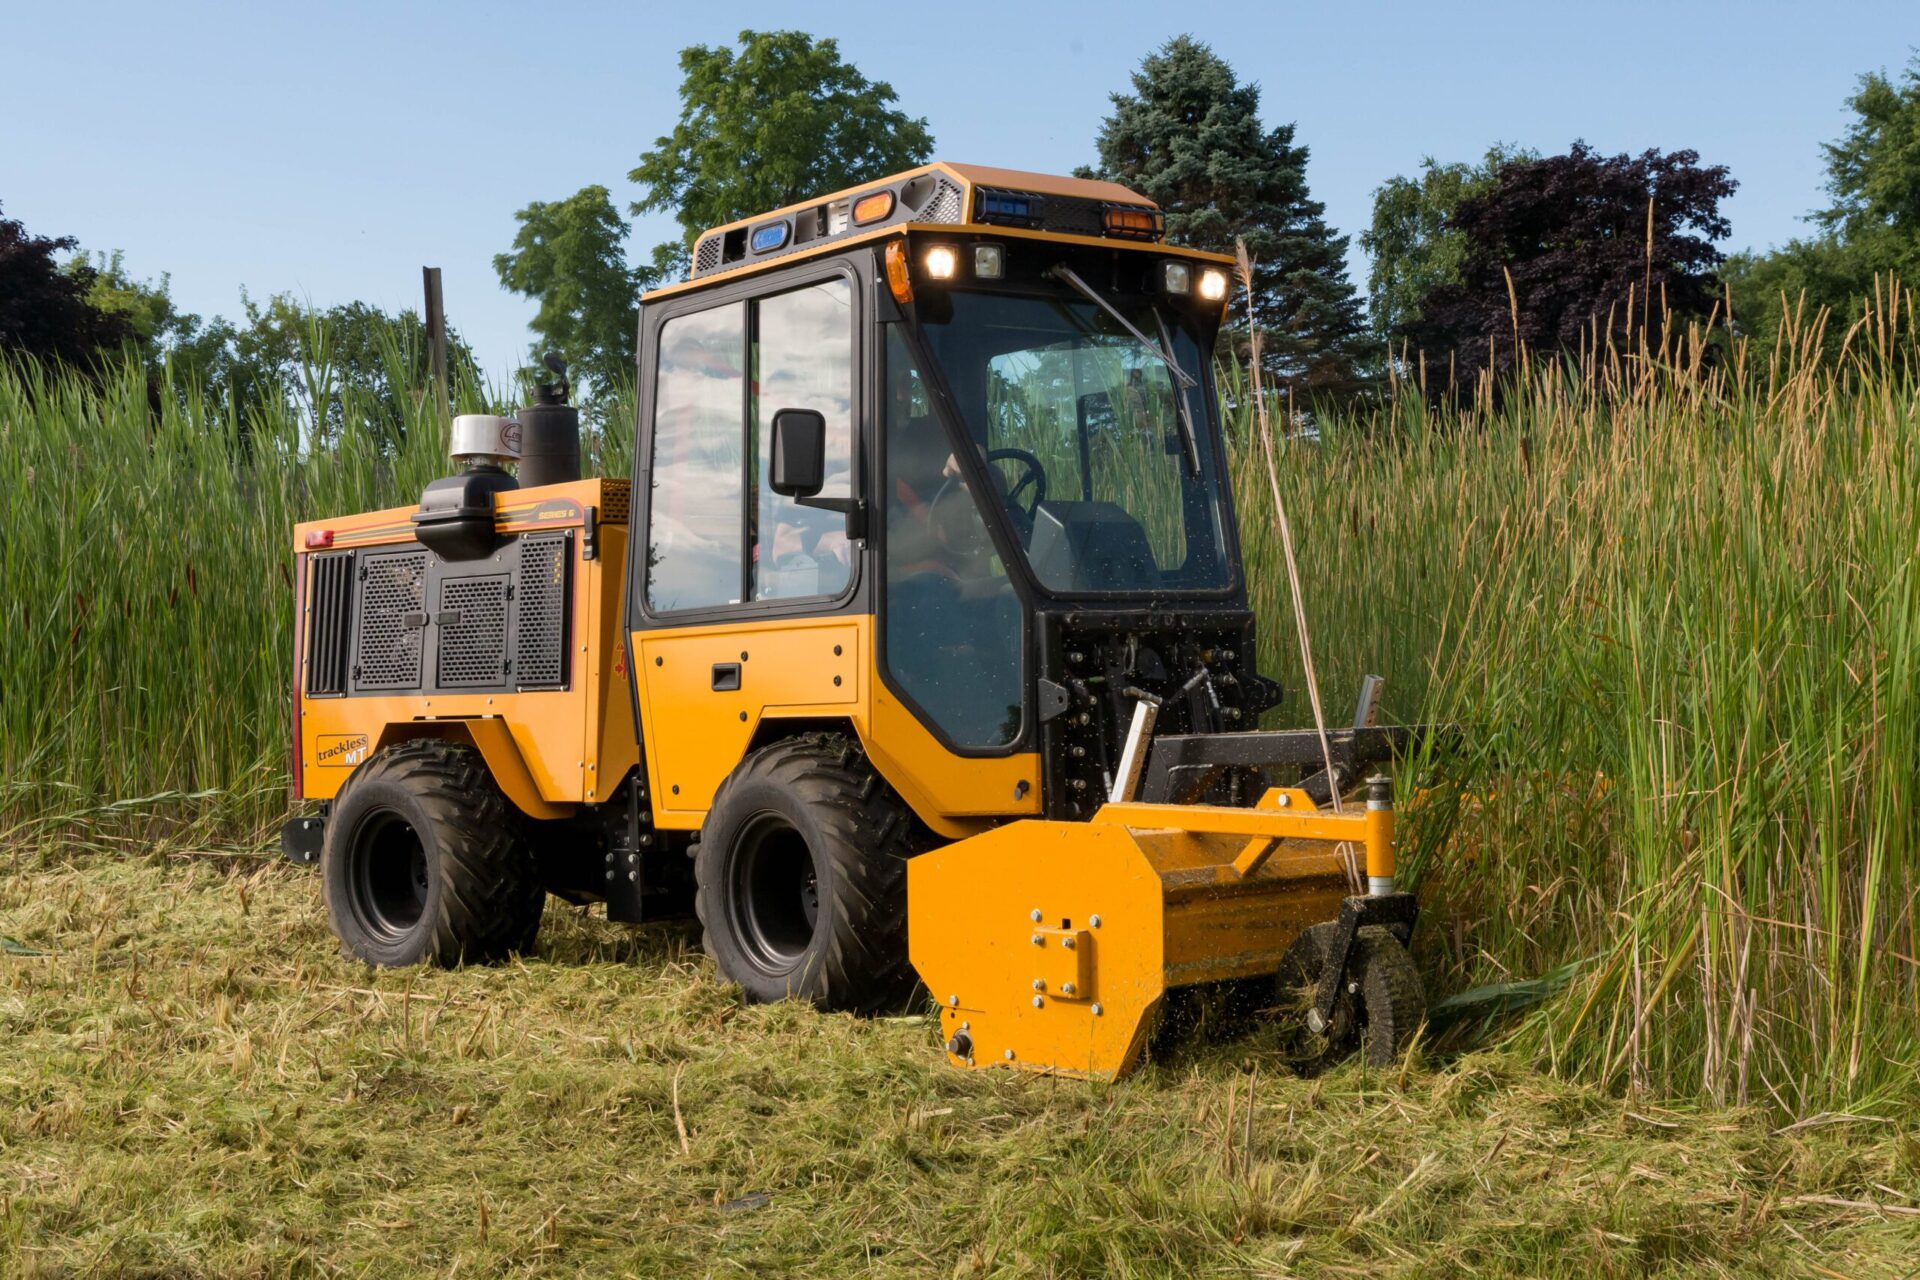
[[1399, 144, 1735, 394], [0, 201, 130, 368]]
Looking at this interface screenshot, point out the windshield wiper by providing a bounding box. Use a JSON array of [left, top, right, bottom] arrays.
[[1152, 307, 1204, 479], [1046, 264, 1198, 390], [1048, 263, 1203, 479]]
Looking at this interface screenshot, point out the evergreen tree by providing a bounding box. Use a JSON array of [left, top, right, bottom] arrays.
[[1081, 36, 1370, 398]]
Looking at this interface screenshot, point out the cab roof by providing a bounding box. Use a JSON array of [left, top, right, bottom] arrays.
[[646, 161, 1227, 301]]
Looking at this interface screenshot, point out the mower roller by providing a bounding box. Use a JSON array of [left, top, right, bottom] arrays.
[[283, 161, 1435, 1079]]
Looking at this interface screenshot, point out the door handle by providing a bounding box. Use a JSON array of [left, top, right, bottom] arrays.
[[711, 663, 741, 691]]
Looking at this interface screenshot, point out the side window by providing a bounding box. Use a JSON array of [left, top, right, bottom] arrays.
[[647, 304, 746, 612], [882, 328, 1024, 748], [753, 278, 854, 601], [644, 278, 857, 615]]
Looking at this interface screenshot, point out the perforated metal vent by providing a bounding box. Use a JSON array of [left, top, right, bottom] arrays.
[[915, 177, 966, 225], [354, 551, 426, 690], [599, 480, 631, 525], [437, 575, 509, 687], [694, 235, 722, 274], [1038, 195, 1108, 237], [515, 533, 571, 688], [304, 551, 354, 696]]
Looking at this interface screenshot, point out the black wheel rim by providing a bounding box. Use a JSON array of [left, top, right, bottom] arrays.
[[729, 812, 820, 973], [347, 811, 430, 942]]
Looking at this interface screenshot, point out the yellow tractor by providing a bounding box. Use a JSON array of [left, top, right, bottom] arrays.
[[285, 162, 1425, 1079]]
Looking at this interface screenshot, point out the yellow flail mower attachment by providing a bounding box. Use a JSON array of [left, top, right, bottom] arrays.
[[910, 771, 1417, 1080]]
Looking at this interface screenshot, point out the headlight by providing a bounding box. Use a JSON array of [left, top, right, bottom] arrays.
[[1161, 261, 1192, 294], [1197, 269, 1229, 303], [924, 244, 959, 281]]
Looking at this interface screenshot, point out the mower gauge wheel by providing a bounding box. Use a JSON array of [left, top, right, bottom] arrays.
[[1274, 922, 1424, 1074]]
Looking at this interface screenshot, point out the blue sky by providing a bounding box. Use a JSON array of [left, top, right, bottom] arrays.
[[3, 1, 1912, 380]]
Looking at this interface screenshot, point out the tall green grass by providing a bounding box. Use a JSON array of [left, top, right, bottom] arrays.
[[2, 294, 1915, 1112], [1231, 291, 1920, 1110]]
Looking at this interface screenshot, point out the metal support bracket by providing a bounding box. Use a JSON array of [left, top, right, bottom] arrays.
[[280, 813, 325, 866]]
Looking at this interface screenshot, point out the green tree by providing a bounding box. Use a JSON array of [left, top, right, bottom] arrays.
[[1816, 55, 1920, 255], [176, 294, 476, 447], [0, 202, 130, 369], [1726, 56, 1920, 352], [1080, 36, 1370, 399], [1361, 146, 1533, 339], [1400, 144, 1735, 394], [61, 250, 223, 388], [629, 30, 933, 253], [494, 185, 647, 396]]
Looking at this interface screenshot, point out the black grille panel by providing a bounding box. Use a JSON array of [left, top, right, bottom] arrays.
[[516, 533, 571, 688], [354, 551, 426, 690], [974, 187, 1127, 238], [304, 551, 354, 696], [437, 575, 509, 687], [917, 177, 965, 224]]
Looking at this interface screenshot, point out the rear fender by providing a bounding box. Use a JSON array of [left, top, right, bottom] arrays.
[[372, 720, 577, 821]]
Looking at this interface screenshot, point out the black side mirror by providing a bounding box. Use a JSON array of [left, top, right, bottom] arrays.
[[769, 408, 827, 498]]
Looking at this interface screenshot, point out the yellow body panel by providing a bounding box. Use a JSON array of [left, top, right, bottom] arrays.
[[295, 479, 638, 817], [296, 472, 1043, 836], [631, 614, 1040, 837], [909, 789, 1386, 1079]]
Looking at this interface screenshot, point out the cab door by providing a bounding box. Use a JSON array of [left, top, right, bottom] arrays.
[[628, 263, 868, 829]]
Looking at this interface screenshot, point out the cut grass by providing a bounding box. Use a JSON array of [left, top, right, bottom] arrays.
[[3, 848, 1917, 1278]]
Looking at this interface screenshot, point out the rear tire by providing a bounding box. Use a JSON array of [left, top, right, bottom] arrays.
[[694, 734, 923, 1012], [321, 739, 545, 967]]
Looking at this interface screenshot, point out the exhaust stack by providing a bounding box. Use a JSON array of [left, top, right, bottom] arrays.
[[516, 352, 580, 489]]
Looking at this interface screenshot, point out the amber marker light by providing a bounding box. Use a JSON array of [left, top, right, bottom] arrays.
[[885, 241, 914, 304], [852, 190, 895, 225], [1104, 206, 1162, 239]]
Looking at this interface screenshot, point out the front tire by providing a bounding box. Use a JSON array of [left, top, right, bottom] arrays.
[[694, 734, 923, 1012], [321, 739, 545, 967]]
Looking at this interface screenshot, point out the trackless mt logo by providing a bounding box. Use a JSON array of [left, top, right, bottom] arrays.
[[315, 734, 370, 768]]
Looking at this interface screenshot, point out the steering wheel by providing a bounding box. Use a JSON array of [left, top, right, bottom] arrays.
[[925, 448, 1049, 550], [985, 447, 1047, 520]]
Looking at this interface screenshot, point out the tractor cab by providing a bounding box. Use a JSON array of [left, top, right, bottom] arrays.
[[633, 163, 1273, 833]]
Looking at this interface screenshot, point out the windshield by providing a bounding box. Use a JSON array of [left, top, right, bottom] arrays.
[[915, 286, 1232, 594]]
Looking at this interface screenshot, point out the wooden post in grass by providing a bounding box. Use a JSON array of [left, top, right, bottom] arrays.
[[422, 266, 448, 416]]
